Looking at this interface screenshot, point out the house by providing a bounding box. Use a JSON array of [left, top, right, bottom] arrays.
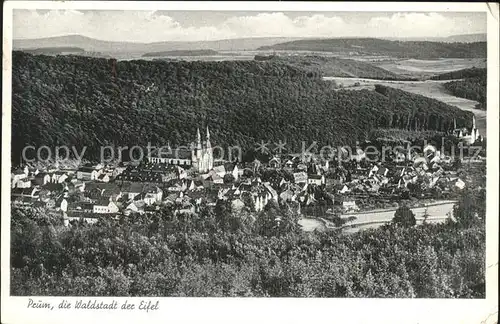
[[268, 157, 281, 168], [212, 165, 226, 178], [336, 197, 359, 212], [224, 163, 239, 181], [125, 201, 145, 215], [11, 167, 28, 188], [97, 173, 110, 183], [112, 166, 127, 177], [279, 189, 297, 202], [56, 197, 68, 212], [164, 192, 180, 205], [166, 179, 186, 192], [15, 179, 32, 188], [143, 185, 163, 204], [69, 202, 94, 213], [338, 184, 350, 194], [122, 182, 144, 200], [455, 179, 466, 190], [101, 184, 123, 201], [11, 187, 40, 199], [93, 199, 119, 214], [293, 172, 308, 184], [206, 171, 224, 184], [77, 165, 101, 180], [307, 174, 325, 186], [11, 196, 36, 206], [29, 167, 40, 176], [12, 166, 29, 182], [51, 171, 68, 184]]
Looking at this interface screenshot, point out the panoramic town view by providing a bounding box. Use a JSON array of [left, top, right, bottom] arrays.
[[9, 10, 487, 298]]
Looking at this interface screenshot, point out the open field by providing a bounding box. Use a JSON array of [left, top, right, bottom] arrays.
[[366, 58, 486, 79]]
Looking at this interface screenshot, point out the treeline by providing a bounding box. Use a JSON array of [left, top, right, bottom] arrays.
[[20, 47, 85, 55], [11, 52, 471, 163], [259, 38, 487, 59], [431, 68, 487, 110], [11, 188, 485, 297], [258, 55, 416, 80], [373, 85, 473, 130], [430, 67, 486, 80], [143, 49, 219, 57]]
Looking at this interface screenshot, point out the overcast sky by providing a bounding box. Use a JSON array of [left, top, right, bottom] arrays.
[[13, 10, 486, 42]]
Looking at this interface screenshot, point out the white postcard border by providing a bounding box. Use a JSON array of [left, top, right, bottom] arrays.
[[2, 2, 499, 324]]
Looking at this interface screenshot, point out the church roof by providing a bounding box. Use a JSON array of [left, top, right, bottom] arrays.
[[150, 147, 192, 160]]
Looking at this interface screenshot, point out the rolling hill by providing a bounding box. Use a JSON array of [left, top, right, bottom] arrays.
[[256, 55, 415, 79], [258, 38, 487, 59], [11, 51, 472, 164], [431, 68, 487, 110]]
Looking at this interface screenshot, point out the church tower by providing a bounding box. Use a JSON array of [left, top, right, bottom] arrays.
[[189, 126, 214, 173], [205, 126, 213, 172], [191, 128, 203, 172]]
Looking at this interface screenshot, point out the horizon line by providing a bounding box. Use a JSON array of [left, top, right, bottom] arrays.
[[13, 32, 487, 44]]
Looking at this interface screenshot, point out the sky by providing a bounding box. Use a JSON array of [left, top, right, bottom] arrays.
[[13, 10, 487, 42]]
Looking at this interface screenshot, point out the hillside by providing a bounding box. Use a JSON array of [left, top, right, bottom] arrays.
[[11, 52, 472, 163], [258, 38, 487, 59], [430, 67, 487, 110], [430, 67, 487, 80], [257, 55, 415, 80], [143, 49, 219, 57]]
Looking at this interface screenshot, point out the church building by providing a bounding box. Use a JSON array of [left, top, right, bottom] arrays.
[[148, 127, 214, 173], [452, 116, 482, 145]]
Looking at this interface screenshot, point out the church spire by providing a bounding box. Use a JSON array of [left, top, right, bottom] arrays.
[[472, 115, 476, 130], [206, 126, 210, 140], [196, 128, 202, 149], [453, 118, 457, 130]]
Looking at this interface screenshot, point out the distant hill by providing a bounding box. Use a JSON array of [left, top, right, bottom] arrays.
[[13, 35, 305, 56], [257, 55, 415, 80], [384, 33, 487, 43], [143, 49, 219, 57], [258, 38, 487, 59], [20, 47, 84, 55]]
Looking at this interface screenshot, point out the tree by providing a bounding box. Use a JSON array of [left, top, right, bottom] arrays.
[[392, 206, 416, 227]]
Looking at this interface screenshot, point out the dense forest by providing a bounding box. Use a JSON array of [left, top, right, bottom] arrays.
[[11, 186, 485, 297], [430, 67, 487, 80], [256, 55, 416, 80], [11, 52, 472, 163], [259, 38, 487, 59], [431, 68, 487, 110]]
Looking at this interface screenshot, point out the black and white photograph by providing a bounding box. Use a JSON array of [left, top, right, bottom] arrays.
[[2, 2, 498, 324]]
